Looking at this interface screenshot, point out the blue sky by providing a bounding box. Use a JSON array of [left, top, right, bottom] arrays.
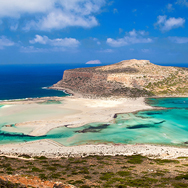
[[0, 0, 188, 65]]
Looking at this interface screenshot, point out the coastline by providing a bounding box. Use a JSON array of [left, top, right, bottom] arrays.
[[0, 139, 188, 159], [48, 86, 82, 98], [0, 96, 153, 136], [0, 91, 188, 159]]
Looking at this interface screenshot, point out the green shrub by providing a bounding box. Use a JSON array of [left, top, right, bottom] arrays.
[[117, 171, 130, 177], [126, 155, 145, 164], [84, 175, 92, 179], [78, 168, 89, 174], [116, 185, 127, 188], [172, 182, 188, 188], [80, 185, 91, 188], [31, 167, 43, 172], [39, 173, 47, 180], [175, 173, 188, 180], [2, 163, 11, 167], [50, 173, 61, 179], [154, 159, 179, 165], [72, 180, 84, 185], [34, 156, 47, 160], [46, 166, 57, 171], [18, 154, 31, 159], [6, 167, 14, 171], [100, 172, 114, 180], [126, 178, 158, 187]]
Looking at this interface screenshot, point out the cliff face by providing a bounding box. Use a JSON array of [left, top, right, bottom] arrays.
[[53, 59, 188, 97]]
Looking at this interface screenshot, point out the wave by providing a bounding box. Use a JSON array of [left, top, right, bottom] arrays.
[[0, 97, 34, 102], [43, 86, 71, 95], [42, 86, 49, 90], [0, 87, 67, 102]]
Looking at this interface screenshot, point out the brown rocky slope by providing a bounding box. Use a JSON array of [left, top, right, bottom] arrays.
[[52, 59, 188, 97]]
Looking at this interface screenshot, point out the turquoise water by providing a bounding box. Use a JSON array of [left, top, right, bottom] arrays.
[[37, 100, 62, 105], [0, 97, 188, 146], [146, 97, 188, 109]]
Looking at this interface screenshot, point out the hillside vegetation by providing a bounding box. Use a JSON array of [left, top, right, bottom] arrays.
[[0, 155, 188, 187]]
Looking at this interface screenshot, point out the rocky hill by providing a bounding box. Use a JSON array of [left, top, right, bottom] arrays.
[[52, 59, 188, 97]]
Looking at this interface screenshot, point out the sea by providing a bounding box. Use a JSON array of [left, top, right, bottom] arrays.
[[0, 64, 75, 100], [0, 64, 188, 146]]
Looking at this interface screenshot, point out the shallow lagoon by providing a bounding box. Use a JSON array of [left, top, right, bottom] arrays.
[[0, 98, 188, 146]]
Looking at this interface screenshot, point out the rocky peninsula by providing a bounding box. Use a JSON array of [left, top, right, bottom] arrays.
[[51, 59, 188, 97]]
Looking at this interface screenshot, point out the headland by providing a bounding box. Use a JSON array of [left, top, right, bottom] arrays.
[[51, 59, 188, 98]]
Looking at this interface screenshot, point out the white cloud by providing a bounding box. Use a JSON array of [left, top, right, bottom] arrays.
[[119, 28, 123, 34], [176, 0, 188, 7], [20, 46, 48, 53], [132, 9, 137, 12], [156, 15, 166, 25], [166, 3, 174, 11], [106, 29, 153, 47], [99, 49, 114, 53], [86, 60, 101, 64], [30, 35, 48, 44], [30, 35, 80, 47], [10, 23, 18, 31], [24, 9, 98, 31], [0, 0, 106, 31], [141, 49, 150, 53], [0, 36, 14, 49], [113, 8, 118, 14], [155, 15, 185, 32], [0, 0, 54, 18], [168, 36, 188, 43], [93, 38, 101, 45]]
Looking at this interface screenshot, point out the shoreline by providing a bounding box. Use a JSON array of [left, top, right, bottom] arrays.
[[1, 83, 188, 104], [0, 139, 187, 159], [0, 94, 188, 159], [48, 86, 82, 98], [0, 96, 153, 136]]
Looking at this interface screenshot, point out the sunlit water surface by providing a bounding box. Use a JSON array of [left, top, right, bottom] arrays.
[[0, 98, 188, 146]]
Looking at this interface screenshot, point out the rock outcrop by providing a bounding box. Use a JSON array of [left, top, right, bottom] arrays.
[[52, 59, 188, 97]]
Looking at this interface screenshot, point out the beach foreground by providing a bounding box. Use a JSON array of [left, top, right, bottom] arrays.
[[0, 139, 188, 159]]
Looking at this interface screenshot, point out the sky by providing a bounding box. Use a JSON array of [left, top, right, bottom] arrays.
[[0, 0, 188, 65]]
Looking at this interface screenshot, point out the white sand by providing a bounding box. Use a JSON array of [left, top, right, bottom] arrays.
[[0, 96, 153, 136], [1, 96, 188, 159], [0, 139, 188, 159]]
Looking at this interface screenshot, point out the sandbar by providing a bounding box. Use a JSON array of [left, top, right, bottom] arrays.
[[0, 96, 188, 159], [0, 96, 153, 136]]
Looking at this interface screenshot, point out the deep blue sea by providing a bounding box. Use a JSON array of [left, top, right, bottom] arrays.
[[0, 64, 188, 146], [0, 64, 73, 100]]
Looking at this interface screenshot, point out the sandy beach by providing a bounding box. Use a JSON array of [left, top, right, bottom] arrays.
[[0, 139, 188, 159], [0, 96, 153, 136], [0, 96, 188, 159]]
